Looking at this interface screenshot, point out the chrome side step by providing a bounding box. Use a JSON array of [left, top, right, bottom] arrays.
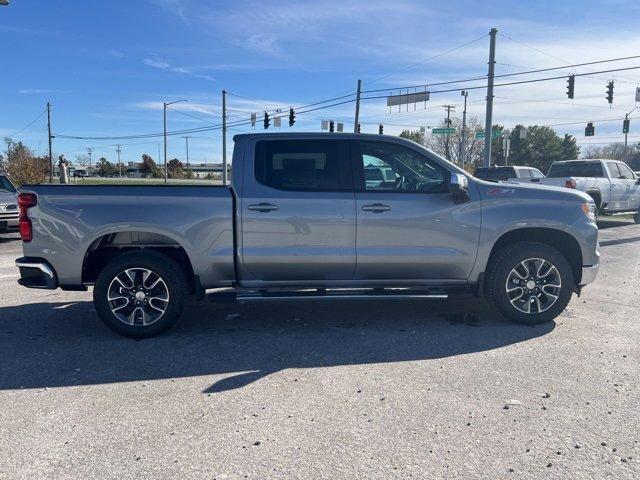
[[208, 288, 448, 304]]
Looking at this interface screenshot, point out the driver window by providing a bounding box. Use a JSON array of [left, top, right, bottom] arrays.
[[358, 141, 447, 193], [617, 163, 634, 180]]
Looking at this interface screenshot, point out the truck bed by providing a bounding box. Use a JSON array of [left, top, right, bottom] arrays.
[[19, 184, 236, 288]]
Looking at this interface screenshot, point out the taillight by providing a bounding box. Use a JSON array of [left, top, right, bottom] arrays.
[[18, 193, 37, 242], [565, 179, 576, 189]]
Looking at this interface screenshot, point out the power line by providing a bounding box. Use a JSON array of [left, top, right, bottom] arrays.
[[360, 64, 640, 100], [166, 106, 217, 125], [499, 32, 640, 83], [366, 33, 489, 86], [52, 96, 357, 140], [8, 108, 47, 137], [363, 56, 640, 94]]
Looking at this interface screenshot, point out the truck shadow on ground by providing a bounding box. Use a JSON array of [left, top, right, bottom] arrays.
[[0, 297, 555, 393]]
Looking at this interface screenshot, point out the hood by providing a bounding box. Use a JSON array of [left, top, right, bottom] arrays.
[[474, 178, 592, 203], [0, 189, 18, 205]]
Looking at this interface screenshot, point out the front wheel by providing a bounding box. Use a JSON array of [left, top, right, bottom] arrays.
[[93, 250, 187, 338], [486, 242, 574, 325]]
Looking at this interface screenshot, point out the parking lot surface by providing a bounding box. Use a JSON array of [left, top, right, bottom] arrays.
[[1, 219, 639, 479]]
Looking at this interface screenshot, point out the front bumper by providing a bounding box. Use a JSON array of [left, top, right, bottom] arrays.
[[15, 257, 59, 289], [579, 264, 599, 286], [0, 214, 19, 230]]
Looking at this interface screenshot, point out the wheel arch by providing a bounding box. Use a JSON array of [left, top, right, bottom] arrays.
[[486, 227, 583, 287], [81, 231, 197, 293], [585, 188, 602, 209]]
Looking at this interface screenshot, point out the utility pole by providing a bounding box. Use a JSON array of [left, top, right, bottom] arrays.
[[47, 102, 53, 183], [354, 79, 362, 133], [116, 144, 122, 177], [624, 107, 638, 159], [163, 99, 187, 183], [460, 91, 468, 170], [443, 105, 455, 161], [222, 89, 228, 186], [483, 27, 498, 167], [86, 147, 93, 177], [163, 102, 168, 183], [183, 136, 190, 172]]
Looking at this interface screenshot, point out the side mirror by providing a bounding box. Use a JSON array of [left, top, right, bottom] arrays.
[[449, 173, 470, 203], [449, 173, 469, 193]]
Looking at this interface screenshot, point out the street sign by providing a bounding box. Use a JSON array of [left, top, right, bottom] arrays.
[[387, 91, 430, 107], [475, 130, 502, 139], [432, 127, 455, 134]]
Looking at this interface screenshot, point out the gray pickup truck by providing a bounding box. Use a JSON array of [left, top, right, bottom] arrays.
[[16, 133, 599, 338]]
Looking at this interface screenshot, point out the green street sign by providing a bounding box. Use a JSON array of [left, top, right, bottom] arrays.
[[475, 130, 502, 139], [432, 127, 455, 134]]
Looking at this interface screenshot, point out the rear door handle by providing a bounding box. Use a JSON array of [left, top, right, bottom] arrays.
[[248, 203, 278, 212], [361, 203, 391, 213]]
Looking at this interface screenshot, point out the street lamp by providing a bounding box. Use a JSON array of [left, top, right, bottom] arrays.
[[163, 99, 187, 182]]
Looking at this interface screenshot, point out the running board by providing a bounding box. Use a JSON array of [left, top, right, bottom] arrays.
[[208, 288, 448, 304]]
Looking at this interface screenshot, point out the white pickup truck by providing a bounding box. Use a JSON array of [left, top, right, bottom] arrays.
[[511, 159, 640, 221]]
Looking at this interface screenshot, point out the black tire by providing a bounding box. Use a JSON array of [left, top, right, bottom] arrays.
[[93, 250, 187, 338], [486, 241, 574, 325]]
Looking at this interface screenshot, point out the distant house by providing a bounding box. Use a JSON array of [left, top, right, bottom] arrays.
[[122, 161, 231, 179], [185, 163, 230, 179]]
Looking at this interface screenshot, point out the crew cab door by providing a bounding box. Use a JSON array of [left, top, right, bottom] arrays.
[[617, 162, 640, 210], [239, 138, 356, 282], [606, 162, 627, 211], [351, 139, 481, 281]]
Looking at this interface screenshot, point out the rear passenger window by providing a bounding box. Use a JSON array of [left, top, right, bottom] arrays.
[[607, 162, 622, 179], [255, 140, 352, 191]]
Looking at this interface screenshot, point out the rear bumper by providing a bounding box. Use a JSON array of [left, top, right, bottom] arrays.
[[579, 264, 599, 286], [15, 257, 59, 289]]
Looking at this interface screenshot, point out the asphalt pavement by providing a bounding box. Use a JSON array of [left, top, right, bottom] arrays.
[[0, 219, 639, 479]]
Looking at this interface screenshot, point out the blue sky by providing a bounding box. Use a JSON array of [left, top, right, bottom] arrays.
[[2, 0, 640, 165]]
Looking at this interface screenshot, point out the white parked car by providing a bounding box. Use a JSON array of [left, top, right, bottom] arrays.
[[511, 159, 640, 221], [0, 174, 19, 232]]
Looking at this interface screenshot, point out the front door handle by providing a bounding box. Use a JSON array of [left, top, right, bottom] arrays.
[[248, 203, 279, 213], [361, 203, 391, 213]]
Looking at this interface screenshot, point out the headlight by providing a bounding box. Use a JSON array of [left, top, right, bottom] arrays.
[[581, 202, 596, 221]]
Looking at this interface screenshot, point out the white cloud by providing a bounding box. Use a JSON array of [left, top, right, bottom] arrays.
[[142, 57, 214, 81], [18, 88, 71, 94]]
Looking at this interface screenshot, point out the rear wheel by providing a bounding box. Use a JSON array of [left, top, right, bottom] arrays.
[[487, 242, 574, 325], [93, 250, 187, 338]]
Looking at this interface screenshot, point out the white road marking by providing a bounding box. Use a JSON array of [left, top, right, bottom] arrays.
[[0, 274, 19, 279]]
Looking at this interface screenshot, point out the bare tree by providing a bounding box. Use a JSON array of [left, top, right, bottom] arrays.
[[74, 153, 89, 167]]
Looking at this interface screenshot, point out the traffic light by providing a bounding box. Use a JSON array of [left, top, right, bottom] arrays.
[[329, 120, 335, 132], [378, 124, 384, 134], [263, 112, 270, 129], [623, 118, 630, 134], [585, 122, 595, 137], [566, 75, 575, 99], [606, 81, 614, 104], [288, 108, 295, 127], [356, 123, 361, 133]]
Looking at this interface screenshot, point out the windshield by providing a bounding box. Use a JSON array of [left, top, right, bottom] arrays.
[[547, 162, 604, 178], [0, 175, 17, 193]]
